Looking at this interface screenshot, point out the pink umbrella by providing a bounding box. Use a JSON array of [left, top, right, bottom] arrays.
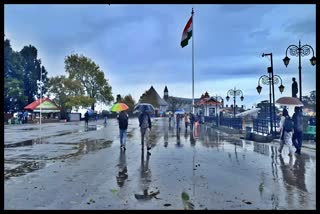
[[275, 97, 304, 106]]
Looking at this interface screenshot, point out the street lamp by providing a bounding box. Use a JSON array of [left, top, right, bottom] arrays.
[[256, 74, 284, 136], [283, 40, 316, 101], [226, 87, 244, 118], [214, 95, 223, 126]]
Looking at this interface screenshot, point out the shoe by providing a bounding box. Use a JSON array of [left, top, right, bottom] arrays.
[[147, 151, 151, 155], [147, 146, 151, 150], [123, 146, 126, 151]]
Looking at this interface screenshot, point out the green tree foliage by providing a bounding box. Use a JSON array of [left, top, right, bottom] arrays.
[[47, 75, 94, 119], [20, 45, 48, 104], [4, 39, 47, 113], [64, 54, 113, 110], [123, 94, 136, 112], [139, 90, 159, 108]]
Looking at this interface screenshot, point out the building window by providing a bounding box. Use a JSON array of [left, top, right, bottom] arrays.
[[209, 108, 215, 116]]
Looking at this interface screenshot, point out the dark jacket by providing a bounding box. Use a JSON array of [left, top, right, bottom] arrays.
[[292, 111, 303, 132], [118, 112, 128, 130], [139, 112, 151, 129]]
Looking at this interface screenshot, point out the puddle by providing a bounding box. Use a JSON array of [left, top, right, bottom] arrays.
[[20, 128, 39, 131], [5, 160, 46, 179], [5, 138, 49, 148]]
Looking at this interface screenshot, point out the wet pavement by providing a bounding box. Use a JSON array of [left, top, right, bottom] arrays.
[[4, 118, 316, 210]]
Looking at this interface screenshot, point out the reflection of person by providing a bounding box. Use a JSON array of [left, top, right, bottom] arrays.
[[164, 127, 168, 148], [169, 114, 172, 127], [139, 109, 152, 151], [292, 77, 298, 98], [292, 106, 303, 155], [117, 111, 129, 150], [278, 108, 294, 156], [116, 149, 128, 187], [190, 131, 196, 146], [135, 151, 155, 200], [279, 154, 307, 194]]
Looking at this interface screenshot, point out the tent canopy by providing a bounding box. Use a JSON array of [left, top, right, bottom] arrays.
[[24, 98, 60, 112]]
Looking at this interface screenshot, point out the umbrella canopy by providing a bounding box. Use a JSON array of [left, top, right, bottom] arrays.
[[134, 103, 155, 113], [276, 97, 304, 106], [111, 103, 129, 112], [166, 111, 173, 115], [87, 109, 94, 116], [175, 109, 185, 115]]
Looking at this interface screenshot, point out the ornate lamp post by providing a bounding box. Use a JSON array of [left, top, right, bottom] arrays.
[[215, 95, 224, 126], [226, 87, 244, 118], [283, 40, 316, 101], [256, 74, 284, 136]]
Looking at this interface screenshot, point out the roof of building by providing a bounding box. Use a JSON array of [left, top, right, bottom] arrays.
[[139, 86, 168, 107], [24, 98, 60, 111]]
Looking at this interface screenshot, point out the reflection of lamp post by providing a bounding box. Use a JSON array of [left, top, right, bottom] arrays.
[[226, 87, 244, 118], [215, 95, 224, 126], [283, 40, 316, 101], [256, 74, 284, 136]]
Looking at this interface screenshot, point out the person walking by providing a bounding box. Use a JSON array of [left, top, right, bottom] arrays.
[[84, 111, 89, 127], [139, 108, 152, 151], [184, 113, 190, 129], [278, 108, 294, 156], [189, 112, 195, 131], [176, 114, 181, 132], [292, 106, 303, 155], [168, 114, 172, 127], [103, 111, 108, 125], [117, 111, 129, 151]]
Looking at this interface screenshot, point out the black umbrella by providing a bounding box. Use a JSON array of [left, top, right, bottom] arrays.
[[134, 103, 155, 113]]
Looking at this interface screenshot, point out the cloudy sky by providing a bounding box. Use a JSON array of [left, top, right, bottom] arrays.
[[5, 4, 316, 109]]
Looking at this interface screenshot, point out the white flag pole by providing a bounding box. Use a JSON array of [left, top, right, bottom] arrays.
[[191, 8, 195, 114]]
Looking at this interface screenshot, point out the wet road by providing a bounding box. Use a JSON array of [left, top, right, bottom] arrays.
[[4, 118, 316, 210]]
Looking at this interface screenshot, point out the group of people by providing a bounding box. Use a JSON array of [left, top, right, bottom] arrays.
[[117, 106, 152, 153], [17, 111, 29, 124], [278, 106, 304, 156], [169, 112, 197, 131]]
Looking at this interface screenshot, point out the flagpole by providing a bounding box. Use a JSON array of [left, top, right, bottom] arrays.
[[191, 8, 195, 114]]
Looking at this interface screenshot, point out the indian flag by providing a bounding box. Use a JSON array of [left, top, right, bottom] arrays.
[[181, 16, 193, 48]]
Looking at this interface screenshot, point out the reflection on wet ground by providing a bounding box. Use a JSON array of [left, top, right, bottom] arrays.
[[5, 138, 113, 180], [4, 118, 315, 209]]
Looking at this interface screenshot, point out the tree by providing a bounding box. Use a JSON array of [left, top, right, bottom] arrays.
[[20, 45, 48, 104], [47, 75, 94, 119], [64, 54, 114, 110], [139, 91, 159, 108], [123, 94, 136, 112], [4, 39, 28, 113]]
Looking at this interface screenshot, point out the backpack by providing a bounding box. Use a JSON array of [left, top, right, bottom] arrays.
[[118, 113, 128, 129], [284, 117, 294, 132], [141, 114, 149, 129]]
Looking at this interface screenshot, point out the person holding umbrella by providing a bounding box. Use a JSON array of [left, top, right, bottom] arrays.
[[112, 102, 130, 151], [139, 105, 152, 152], [117, 110, 129, 151]]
